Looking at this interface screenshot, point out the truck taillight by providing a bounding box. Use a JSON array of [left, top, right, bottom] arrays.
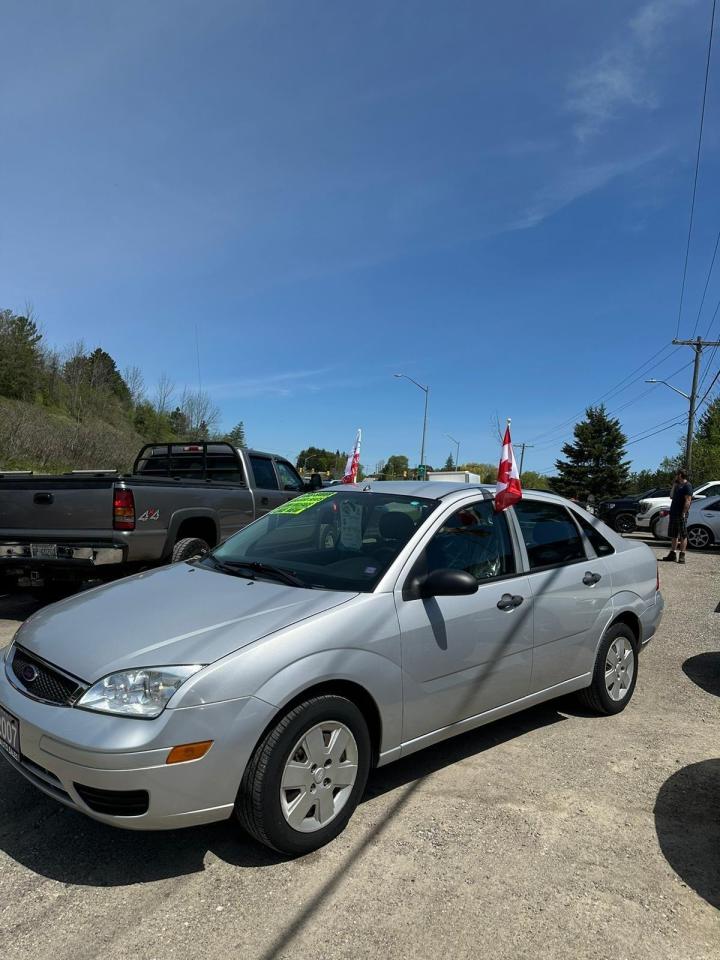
[[113, 488, 135, 530]]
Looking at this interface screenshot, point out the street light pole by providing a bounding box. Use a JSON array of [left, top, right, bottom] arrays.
[[394, 374, 430, 477], [444, 433, 460, 467]]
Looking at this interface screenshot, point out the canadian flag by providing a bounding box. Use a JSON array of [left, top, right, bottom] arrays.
[[495, 423, 522, 511], [343, 429, 362, 484]]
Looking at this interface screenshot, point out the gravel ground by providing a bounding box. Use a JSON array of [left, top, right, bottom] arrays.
[[0, 538, 717, 960]]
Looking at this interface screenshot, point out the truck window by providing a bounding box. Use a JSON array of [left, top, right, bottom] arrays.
[[206, 453, 244, 482], [275, 460, 303, 491], [250, 456, 278, 490]]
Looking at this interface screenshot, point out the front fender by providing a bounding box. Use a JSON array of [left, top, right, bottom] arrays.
[[252, 648, 403, 761]]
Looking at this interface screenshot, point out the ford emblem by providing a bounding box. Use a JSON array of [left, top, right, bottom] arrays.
[[21, 664, 39, 684]]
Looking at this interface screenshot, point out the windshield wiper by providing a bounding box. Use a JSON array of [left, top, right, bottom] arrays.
[[204, 556, 310, 588]]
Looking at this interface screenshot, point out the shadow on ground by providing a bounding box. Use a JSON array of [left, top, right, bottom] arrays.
[[0, 702, 567, 886], [654, 758, 720, 909], [683, 653, 720, 698]]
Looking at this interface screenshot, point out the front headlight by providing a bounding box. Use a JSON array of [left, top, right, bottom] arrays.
[[605, 503, 615, 510], [76, 665, 203, 718]]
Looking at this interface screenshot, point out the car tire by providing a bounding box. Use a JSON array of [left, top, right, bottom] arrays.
[[171, 537, 210, 563], [614, 513, 636, 535], [687, 525, 714, 550], [576, 623, 638, 716], [236, 695, 371, 856]]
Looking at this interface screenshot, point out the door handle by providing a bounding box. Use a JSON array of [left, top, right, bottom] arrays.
[[33, 492, 53, 505], [583, 571, 602, 586], [261, 497, 269, 506], [497, 593, 524, 611]]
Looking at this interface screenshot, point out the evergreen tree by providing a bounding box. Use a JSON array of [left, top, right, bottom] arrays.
[[550, 405, 630, 499], [0, 310, 43, 401], [442, 453, 455, 470], [226, 421, 247, 447], [691, 396, 720, 484]]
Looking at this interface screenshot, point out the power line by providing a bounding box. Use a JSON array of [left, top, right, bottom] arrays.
[[692, 227, 720, 337], [626, 417, 688, 446], [529, 342, 679, 444], [697, 365, 720, 408], [676, 0, 716, 339]]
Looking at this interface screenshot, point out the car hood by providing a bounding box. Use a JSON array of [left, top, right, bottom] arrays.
[[13, 563, 356, 681]]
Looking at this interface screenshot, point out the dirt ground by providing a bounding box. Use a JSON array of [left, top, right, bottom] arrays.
[[0, 537, 718, 960]]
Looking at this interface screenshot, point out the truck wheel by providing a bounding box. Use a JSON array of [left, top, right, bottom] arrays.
[[236, 695, 371, 855], [171, 537, 209, 563], [614, 513, 636, 535]]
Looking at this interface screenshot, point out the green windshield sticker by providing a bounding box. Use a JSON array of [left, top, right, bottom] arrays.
[[272, 492, 337, 514]]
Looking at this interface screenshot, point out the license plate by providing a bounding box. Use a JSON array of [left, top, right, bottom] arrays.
[[31, 543, 57, 560], [0, 705, 20, 762]]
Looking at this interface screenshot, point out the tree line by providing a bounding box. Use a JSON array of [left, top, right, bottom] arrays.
[[0, 307, 247, 471]]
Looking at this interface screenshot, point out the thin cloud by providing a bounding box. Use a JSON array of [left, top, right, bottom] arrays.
[[205, 367, 334, 399], [567, 0, 697, 141]]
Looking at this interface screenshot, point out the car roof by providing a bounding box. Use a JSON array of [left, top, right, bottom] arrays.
[[334, 480, 574, 508]]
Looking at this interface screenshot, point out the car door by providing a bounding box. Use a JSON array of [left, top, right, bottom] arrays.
[[395, 497, 533, 746], [692, 496, 720, 543], [509, 498, 611, 693]]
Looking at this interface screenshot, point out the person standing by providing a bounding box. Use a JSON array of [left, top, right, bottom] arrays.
[[662, 469, 693, 564]]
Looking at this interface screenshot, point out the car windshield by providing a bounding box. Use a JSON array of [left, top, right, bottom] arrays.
[[203, 490, 438, 592]]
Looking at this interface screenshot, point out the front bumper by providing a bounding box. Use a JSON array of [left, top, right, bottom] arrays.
[[0, 662, 276, 830]]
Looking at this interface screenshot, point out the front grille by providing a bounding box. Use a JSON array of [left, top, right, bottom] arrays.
[[11, 647, 85, 705], [73, 783, 149, 816]]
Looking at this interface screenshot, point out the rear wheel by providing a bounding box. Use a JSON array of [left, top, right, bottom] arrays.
[[687, 525, 714, 550], [614, 513, 636, 535], [576, 623, 638, 715], [171, 537, 209, 563], [236, 695, 371, 855]]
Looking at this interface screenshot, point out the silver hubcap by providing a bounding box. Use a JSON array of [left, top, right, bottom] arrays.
[[280, 721, 359, 833], [688, 527, 709, 548], [604, 636, 635, 701]]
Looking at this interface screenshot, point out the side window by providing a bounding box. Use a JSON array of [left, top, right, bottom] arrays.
[[250, 456, 279, 490], [700, 484, 720, 499], [572, 511, 614, 557], [424, 500, 515, 582], [703, 498, 720, 511], [275, 460, 304, 491], [513, 500, 586, 569]]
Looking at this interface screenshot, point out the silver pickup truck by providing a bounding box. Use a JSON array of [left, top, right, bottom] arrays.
[[0, 442, 318, 590]]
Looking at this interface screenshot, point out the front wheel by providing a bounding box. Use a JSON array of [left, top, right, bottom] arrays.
[[614, 513, 636, 535], [687, 525, 714, 550], [236, 695, 371, 855], [576, 624, 638, 715]]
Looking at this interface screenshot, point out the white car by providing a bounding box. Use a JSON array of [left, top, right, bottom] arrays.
[[654, 496, 720, 549], [637, 480, 720, 539]]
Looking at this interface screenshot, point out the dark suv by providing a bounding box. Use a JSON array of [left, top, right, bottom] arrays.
[[597, 487, 670, 534]]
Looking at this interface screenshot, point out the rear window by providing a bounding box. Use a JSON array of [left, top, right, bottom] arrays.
[[135, 445, 244, 482], [572, 511, 614, 557]]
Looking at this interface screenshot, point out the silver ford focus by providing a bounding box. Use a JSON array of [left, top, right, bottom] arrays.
[[0, 482, 663, 855]]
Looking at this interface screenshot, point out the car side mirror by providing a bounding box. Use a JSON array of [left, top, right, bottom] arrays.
[[407, 568, 479, 600], [305, 473, 323, 491]]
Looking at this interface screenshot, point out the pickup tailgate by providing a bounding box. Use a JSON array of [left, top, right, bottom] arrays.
[[0, 477, 116, 534]]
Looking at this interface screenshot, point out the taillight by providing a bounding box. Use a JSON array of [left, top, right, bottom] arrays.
[[113, 488, 135, 530]]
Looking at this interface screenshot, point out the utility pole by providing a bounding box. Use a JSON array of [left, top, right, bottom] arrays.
[[517, 442, 534, 477], [671, 337, 720, 473]]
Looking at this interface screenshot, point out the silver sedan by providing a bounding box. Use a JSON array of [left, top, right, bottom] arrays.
[[654, 496, 720, 549], [0, 482, 663, 855]]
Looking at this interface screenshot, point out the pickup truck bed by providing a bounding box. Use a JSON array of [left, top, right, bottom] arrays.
[[0, 443, 313, 588]]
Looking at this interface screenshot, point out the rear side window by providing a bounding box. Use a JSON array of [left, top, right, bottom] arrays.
[[250, 456, 279, 490], [513, 500, 586, 569], [572, 512, 614, 556], [703, 498, 720, 511]]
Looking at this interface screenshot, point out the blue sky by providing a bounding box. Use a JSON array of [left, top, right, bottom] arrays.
[[2, 0, 719, 475]]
